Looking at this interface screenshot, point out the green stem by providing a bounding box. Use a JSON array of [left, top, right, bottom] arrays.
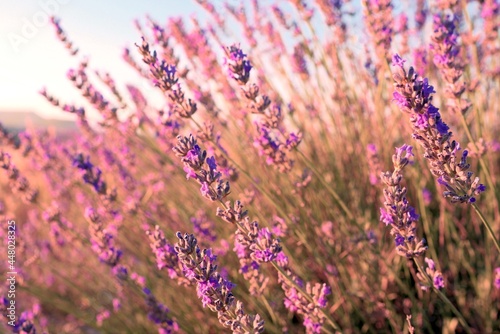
[[296, 149, 354, 221], [413, 259, 472, 334], [471, 203, 500, 253]]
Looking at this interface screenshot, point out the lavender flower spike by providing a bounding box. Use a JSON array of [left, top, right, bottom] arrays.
[[380, 144, 427, 258], [173, 135, 231, 201], [417, 257, 445, 291], [391, 54, 485, 204], [175, 232, 264, 333]]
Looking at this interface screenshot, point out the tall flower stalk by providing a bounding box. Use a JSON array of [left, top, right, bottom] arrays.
[[391, 54, 499, 252], [380, 144, 427, 258], [175, 232, 264, 333], [381, 145, 472, 333], [173, 135, 340, 333]]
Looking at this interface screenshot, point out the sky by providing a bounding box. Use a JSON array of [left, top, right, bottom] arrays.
[[0, 0, 233, 121]]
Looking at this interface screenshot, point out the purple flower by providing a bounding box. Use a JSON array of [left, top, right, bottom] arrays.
[[73, 154, 108, 195], [147, 225, 179, 278], [175, 232, 264, 332], [392, 55, 485, 204], [494, 268, 500, 290], [422, 188, 432, 205], [418, 257, 445, 291], [395, 234, 405, 246], [380, 145, 427, 258], [392, 54, 406, 67], [174, 135, 229, 201], [142, 287, 178, 332], [433, 274, 445, 290], [223, 44, 252, 85], [380, 208, 393, 226]]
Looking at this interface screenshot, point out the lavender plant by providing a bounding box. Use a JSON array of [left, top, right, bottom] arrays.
[[1, 1, 500, 333]]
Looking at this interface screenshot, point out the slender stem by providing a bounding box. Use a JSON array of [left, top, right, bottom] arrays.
[[413, 259, 472, 334], [296, 149, 354, 221], [471, 203, 500, 253]]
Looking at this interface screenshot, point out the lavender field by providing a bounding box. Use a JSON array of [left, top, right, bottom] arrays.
[[1, 0, 500, 333]]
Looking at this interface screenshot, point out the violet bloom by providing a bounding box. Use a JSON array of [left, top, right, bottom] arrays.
[[480, 0, 500, 75], [223, 44, 299, 173], [290, 43, 309, 78], [412, 47, 427, 77], [143, 288, 179, 333], [362, 0, 393, 64], [85, 207, 122, 269], [253, 126, 294, 172], [146, 225, 180, 279], [173, 135, 230, 202], [191, 210, 217, 244], [50, 17, 78, 55], [391, 54, 485, 204], [494, 267, 500, 290], [415, 0, 428, 29], [136, 38, 196, 118], [0, 303, 38, 334], [13, 314, 37, 334], [422, 188, 433, 205], [430, 13, 471, 115], [380, 145, 427, 258], [175, 232, 264, 333], [73, 154, 107, 195], [418, 257, 445, 291], [279, 272, 331, 334], [217, 200, 281, 296], [316, 0, 346, 41], [0, 151, 38, 203]]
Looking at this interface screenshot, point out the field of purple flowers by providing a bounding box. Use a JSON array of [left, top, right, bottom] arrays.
[[1, 0, 500, 333]]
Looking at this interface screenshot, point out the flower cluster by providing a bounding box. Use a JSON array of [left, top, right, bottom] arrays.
[[0, 300, 38, 334], [175, 136, 331, 331], [480, 0, 500, 76], [137, 38, 197, 118], [73, 153, 107, 195], [223, 44, 301, 173], [175, 232, 264, 333], [146, 225, 181, 279], [142, 288, 179, 334], [173, 135, 231, 201], [84, 207, 123, 270], [42, 202, 74, 247], [430, 13, 471, 115], [66, 61, 118, 125], [417, 258, 445, 291], [380, 144, 427, 258], [5, 2, 500, 332], [277, 254, 331, 334], [0, 123, 20, 149], [391, 54, 485, 203], [0, 151, 38, 203], [362, 0, 394, 64], [217, 200, 282, 296]]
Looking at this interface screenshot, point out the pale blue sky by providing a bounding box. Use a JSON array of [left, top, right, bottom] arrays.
[[0, 0, 236, 121], [1, 0, 469, 123]]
